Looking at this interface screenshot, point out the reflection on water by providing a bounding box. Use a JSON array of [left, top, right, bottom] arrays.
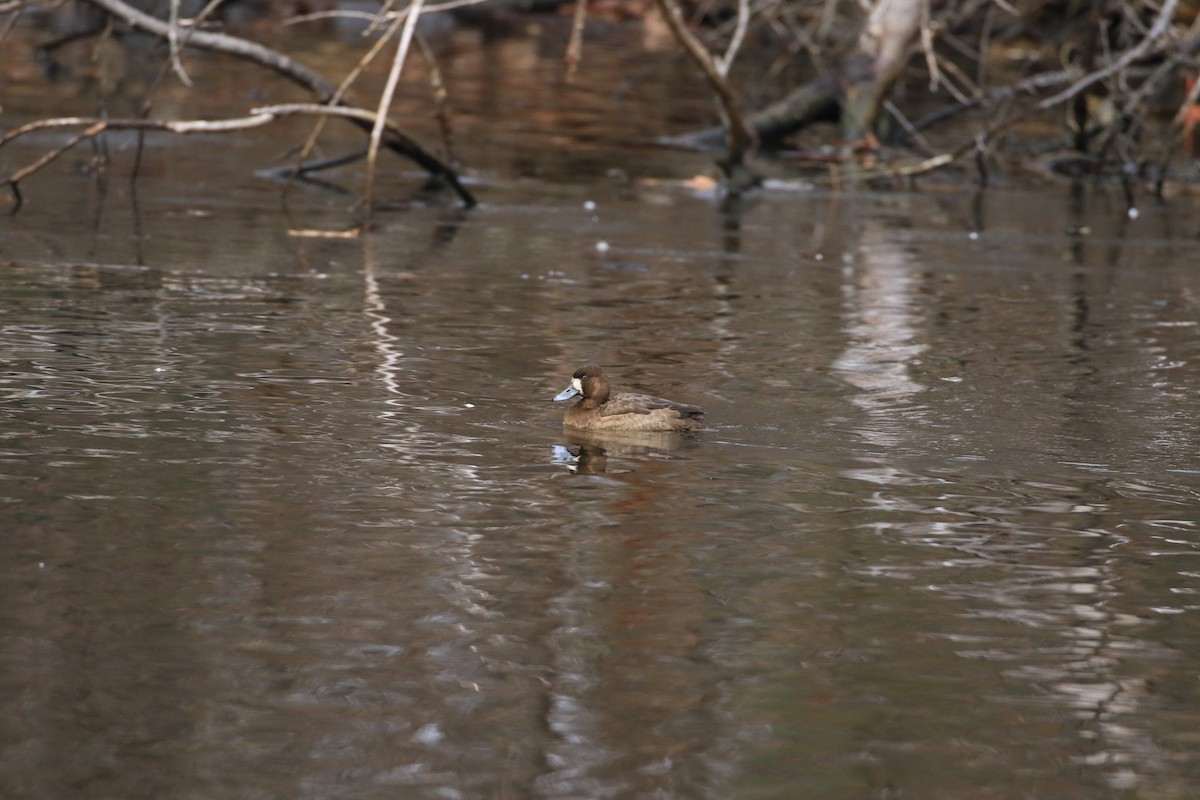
[[825, 212, 1185, 790], [4, 17, 1200, 800], [552, 430, 700, 475], [832, 225, 928, 450]]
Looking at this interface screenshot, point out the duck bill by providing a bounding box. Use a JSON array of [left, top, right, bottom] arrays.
[[554, 385, 580, 402]]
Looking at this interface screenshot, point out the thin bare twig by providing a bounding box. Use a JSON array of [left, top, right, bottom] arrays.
[[919, 0, 940, 93], [364, 0, 424, 215], [1, 104, 453, 210], [167, 0, 192, 86], [287, 10, 406, 192], [933, 50, 979, 105], [3, 121, 107, 212], [886, 152, 955, 178], [0, 1, 24, 46], [366, 0, 400, 36], [286, 0, 495, 27], [716, 0, 750, 78], [652, 0, 756, 184], [130, 0, 229, 191], [565, 0, 588, 83], [1036, 0, 1180, 110], [415, 32, 456, 163], [77, 0, 474, 206]]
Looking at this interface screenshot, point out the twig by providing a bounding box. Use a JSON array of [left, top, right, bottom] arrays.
[[817, 0, 838, 41], [167, 0, 192, 86], [78, 0, 474, 206], [976, 1, 993, 91], [34, 24, 105, 58], [882, 98, 934, 153], [932, 50, 980, 106], [888, 152, 955, 178], [1, 105, 458, 208], [364, 0, 425, 216], [0, 1, 23, 49], [131, 0, 228, 189], [287, 10, 405, 193], [415, 32, 456, 164], [919, 0, 940, 93], [1036, 0, 1180, 110], [84, 0, 339, 98], [258, 149, 369, 179], [0, 106, 407, 143], [366, 0, 400, 36], [716, 0, 750, 77], [285, 0, 497, 26], [564, 0, 588, 83], [905, 68, 1073, 136], [652, 0, 756, 184], [3, 121, 107, 212]]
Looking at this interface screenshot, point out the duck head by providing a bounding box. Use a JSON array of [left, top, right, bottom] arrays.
[[553, 365, 610, 409]]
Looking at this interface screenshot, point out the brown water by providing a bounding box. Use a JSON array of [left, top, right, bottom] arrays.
[[3, 12, 1200, 800]]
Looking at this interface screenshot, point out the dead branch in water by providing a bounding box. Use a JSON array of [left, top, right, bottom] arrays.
[[364, 0, 427, 217], [7, 0, 1200, 208], [0, 105, 457, 212], [2, 0, 474, 210], [651, 0, 759, 190], [661, 0, 1200, 197]]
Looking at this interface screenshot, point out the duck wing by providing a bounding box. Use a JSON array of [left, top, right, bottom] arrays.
[[599, 392, 705, 420]]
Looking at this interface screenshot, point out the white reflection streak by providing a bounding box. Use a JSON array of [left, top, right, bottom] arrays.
[[824, 235, 1176, 791], [361, 247, 498, 713], [363, 252, 406, 413], [831, 233, 926, 448], [1029, 558, 1172, 792]]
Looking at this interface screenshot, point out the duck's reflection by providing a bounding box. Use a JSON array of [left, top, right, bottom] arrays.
[[552, 430, 699, 474]]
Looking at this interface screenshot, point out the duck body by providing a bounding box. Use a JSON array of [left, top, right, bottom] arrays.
[[553, 365, 705, 432]]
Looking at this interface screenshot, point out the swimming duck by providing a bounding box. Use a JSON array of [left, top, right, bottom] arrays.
[[553, 365, 705, 432]]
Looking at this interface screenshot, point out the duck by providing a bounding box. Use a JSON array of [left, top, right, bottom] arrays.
[[553, 365, 705, 432]]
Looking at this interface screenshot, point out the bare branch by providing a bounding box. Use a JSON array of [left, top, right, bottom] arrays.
[[366, 0, 401, 37], [365, 0, 425, 214], [285, 0, 499, 27], [716, 0, 750, 78], [78, 0, 474, 206], [1036, 0, 1180, 111], [3, 121, 107, 212], [83, 0, 338, 98], [167, 0, 193, 86], [565, 0, 588, 83], [651, 0, 757, 185], [1, 105, 456, 209], [286, 11, 405, 191], [415, 33, 456, 163]]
